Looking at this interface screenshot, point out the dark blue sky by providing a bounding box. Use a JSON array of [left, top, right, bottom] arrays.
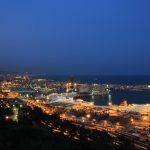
[[0, 0, 150, 75]]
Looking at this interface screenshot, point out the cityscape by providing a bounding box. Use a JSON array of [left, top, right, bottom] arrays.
[[0, 74, 150, 150], [0, 0, 150, 150]]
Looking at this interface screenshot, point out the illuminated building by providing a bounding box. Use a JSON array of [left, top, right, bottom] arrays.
[[66, 82, 78, 93], [119, 100, 128, 106], [91, 84, 106, 95]]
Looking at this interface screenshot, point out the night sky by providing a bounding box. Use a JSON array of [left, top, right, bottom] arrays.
[[0, 0, 150, 75]]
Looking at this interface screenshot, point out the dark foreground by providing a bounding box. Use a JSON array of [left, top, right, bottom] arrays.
[[0, 99, 149, 150]]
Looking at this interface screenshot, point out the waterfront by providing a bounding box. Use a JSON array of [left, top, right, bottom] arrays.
[[0, 74, 150, 150], [78, 90, 150, 106], [32, 75, 150, 105]]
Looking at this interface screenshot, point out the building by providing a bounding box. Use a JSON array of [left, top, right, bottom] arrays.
[[91, 84, 106, 95], [78, 84, 91, 96]]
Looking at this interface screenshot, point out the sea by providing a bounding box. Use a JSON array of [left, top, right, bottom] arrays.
[[33, 75, 150, 105]]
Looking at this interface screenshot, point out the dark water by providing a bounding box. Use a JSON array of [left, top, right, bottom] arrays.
[[33, 75, 150, 85], [33, 75, 150, 105], [78, 90, 150, 106]]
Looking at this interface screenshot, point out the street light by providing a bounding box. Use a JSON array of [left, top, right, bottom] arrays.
[[142, 116, 148, 121], [5, 116, 9, 120], [130, 117, 134, 124], [86, 114, 91, 119], [20, 104, 23, 108]]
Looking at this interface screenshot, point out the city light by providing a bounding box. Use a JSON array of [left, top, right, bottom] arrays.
[[86, 114, 91, 119], [130, 117, 134, 124], [20, 104, 23, 108], [0, 74, 150, 149], [142, 116, 148, 121], [5, 116, 9, 120]]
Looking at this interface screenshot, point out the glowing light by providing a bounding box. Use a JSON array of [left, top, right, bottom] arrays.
[[86, 114, 91, 118], [36, 100, 39, 103], [142, 116, 148, 121], [130, 117, 134, 123], [108, 101, 112, 106], [116, 122, 120, 126], [5, 116, 9, 120], [74, 83, 77, 86], [20, 105, 23, 108]]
